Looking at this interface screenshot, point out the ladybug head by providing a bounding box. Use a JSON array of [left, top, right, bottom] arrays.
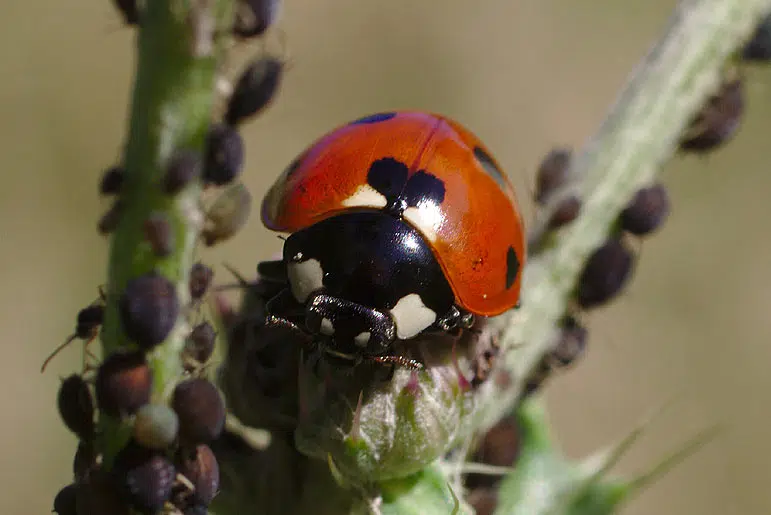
[[276, 210, 459, 356]]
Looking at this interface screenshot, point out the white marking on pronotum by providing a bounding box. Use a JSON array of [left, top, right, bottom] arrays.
[[402, 201, 443, 242], [287, 258, 324, 302], [389, 294, 437, 340], [341, 184, 388, 208], [320, 318, 335, 335], [354, 331, 371, 347]]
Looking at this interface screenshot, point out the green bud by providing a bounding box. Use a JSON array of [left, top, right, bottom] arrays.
[[295, 328, 491, 485]]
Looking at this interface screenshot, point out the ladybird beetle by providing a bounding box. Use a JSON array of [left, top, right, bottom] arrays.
[[259, 111, 525, 365]]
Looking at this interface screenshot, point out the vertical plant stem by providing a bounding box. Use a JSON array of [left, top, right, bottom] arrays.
[[99, 0, 234, 461], [474, 0, 771, 432]]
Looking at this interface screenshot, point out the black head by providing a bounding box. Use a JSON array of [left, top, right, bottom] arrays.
[[280, 210, 455, 356]]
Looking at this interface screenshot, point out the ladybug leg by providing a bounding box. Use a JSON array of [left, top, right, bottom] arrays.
[[434, 306, 475, 333], [265, 288, 307, 325], [365, 354, 424, 371]]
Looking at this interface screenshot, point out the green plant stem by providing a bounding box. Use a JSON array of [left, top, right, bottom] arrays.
[[474, 0, 771, 432], [99, 0, 234, 462]]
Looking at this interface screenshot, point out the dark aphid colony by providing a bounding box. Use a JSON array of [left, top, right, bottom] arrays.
[[99, 166, 125, 196], [133, 404, 180, 450], [112, 441, 176, 514], [535, 147, 572, 205], [57, 374, 95, 441], [41, 303, 104, 373], [546, 195, 581, 230], [741, 12, 771, 62], [548, 314, 588, 368], [172, 378, 226, 444], [189, 262, 214, 300], [95, 350, 152, 417], [465, 414, 521, 489], [52, 483, 78, 515], [534, 147, 582, 231], [204, 124, 245, 186], [175, 444, 220, 507], [183, 322, 217, 371], [620, 183, 671, 236], [73, 441, 98, 482], [679, 69, 744, 153], [576, 237, 635, 309], [224, 56, 285, 126], [97, 199, 123, 235], [202, 182, 252, 246], [233, 0, 281, 39], [119, 272, 179, 350], [162, 149, 202, 195], [143, 212, 174, 258], [113, 0, 140, 26]]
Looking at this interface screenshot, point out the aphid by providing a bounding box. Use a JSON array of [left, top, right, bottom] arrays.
[[53, 483, 78, 515], [742, 12, 771, 61], [548, 314, 588, 368], [113, 0, 139, 25], [41, 303, 104, 373], [546, 195, 581, 230], [113, 441, 176, 514], [202, 182, 252, 246], [535, 147, 572, 205], [171, 378, 226, 444], [163, 149, 202, 195], [133, 404, 180, 450], [143, 212, 174, 257], [97, 199, 123, 235], [259, 111, 525, 366], [57, 374, 95, 441], [73, 441, 98, 482], [119, 272, 179, 349], [183, 322, 216, 370], [576, 237, 635, 309], [224, 56, 285, 126], [95, 350, 152, 417], [465, 415, 521, 489], [99, 166, 125, 196], [680, 72, 744, 153], [204, 124, 244, 186], [75, 471, 131, 515], [189, 262, 214, 300], [620, 183, 670, 236], [176, 444, 220, 506], [233, 0, 281, 39], [466, 488, 498, 515]]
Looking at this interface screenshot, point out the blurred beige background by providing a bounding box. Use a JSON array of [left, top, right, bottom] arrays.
[[2, 0, 770, 513]]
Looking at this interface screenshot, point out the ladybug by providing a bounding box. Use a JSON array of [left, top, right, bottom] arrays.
[[259, 111, 525, 366]]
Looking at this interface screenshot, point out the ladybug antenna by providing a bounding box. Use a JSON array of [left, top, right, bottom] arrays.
[[222, 262, 250, 287], [41, 335, 78, 373], [276, 234, 286, 242]]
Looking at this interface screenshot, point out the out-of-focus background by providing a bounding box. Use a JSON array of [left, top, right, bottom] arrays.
[[2, 1, 769, 513]]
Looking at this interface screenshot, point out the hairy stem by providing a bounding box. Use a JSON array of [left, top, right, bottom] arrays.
[[474, 0, 771, 432], [99, 0, 234, 462]]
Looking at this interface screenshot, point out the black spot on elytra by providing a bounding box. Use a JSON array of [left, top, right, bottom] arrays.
[[367, 158, 446, 217], [473, 146, 507, 188], [402, 170, 446, 207], [367, 158, 409, 199], [505, 246, 520, 289], [351, 112, 397, 125]]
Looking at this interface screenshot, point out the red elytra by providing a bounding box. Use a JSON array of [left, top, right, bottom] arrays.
[[261, 111, 525, 316]]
